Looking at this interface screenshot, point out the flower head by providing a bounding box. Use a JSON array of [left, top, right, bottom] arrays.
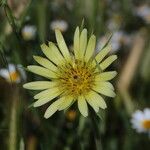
[[22, 25, 36, 40], [134, 4, 150, 24], [131, 108, 150, 134], [23, 27, 117, 118], [0, 64, 25, 83]]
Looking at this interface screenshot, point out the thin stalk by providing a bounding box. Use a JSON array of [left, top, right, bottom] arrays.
[[3, 3, 27, 65], [8, 87, 20, 150], [4, 4, 20, 40], [90, 110, 103, 150]]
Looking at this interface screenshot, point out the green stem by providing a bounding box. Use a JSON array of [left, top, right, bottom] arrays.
[[8, 87, 19, 150], [90, 110, 103, 150], [3, 3, 27, 65], [4, 4, 20, 40]]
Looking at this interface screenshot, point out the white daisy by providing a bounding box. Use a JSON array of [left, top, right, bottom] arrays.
[[134, 4, 150, 24], [22, 25, 36, 40], [50, 20, 68, 32], [131, 108, 150, 134], [0, 64, 25, 83]]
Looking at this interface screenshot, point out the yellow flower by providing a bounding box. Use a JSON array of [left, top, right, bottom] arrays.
[[23, 27, 117, 119]]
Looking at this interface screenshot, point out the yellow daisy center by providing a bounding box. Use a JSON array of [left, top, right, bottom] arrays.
[[10, 71, 20, 82], [59, 60, 95, 97], [142, 120, 150, 129]]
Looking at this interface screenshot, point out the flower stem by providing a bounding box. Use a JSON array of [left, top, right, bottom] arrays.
[[2, 2, 27, 65], [90, 109, 103, 150], [8, 87, 19, 150]]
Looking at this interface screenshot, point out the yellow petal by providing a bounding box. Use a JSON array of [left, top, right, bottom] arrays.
[[34, 87, 60, 99], [86, 91, 107, 109], [33, 56, 58, 72], [41, 43, 64, 66], [95, 82, 114, 90], [58, 96, 74, 111], [23, 81, 58, 90], [73, 27, 80, 59], [84, 35, 96, 62], [44, 99, 63, 119], [33, 89, 62, 107], [95, 71, 117, 81], [48, 42, 66, 64], [99, 55, 117, 70], [78, 95, 88, 117], [85, 94, 99, 113], [86, 99, 99, 113], [27, 65, 58, 79], [92, 84, 116, 97], [95, 44, 111, 63], [79, 29, 87, 59], [55, 29, 71, 62]]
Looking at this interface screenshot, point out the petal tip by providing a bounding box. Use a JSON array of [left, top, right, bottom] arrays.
[[23, 84, 27, 88], [44, 113, 50, 119]]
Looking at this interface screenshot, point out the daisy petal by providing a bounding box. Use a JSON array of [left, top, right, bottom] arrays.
[[33, 89, 62, 107], [0, 69, 9, 78], [95, 82, 114, 90], [23, 81, 58, 90], [86, 91, 107, 109], [92, 85, 116, 97], [73, 27, 80, 59], [95, 71, 117, 81], [84, 35, 96, 62], [58, 96, 74, 111], [143, 108, 150, 119], [132, 111, 144, 121], [95, 44, 111, 63], [99, 55, 117, 70], [79, 29, 87, 59], [33, 56, 58, 72], [27, 65, 58, 79], [34, 87, 60, 99], [55, 29, 71, 62], [48, 42, 66, 64], [78, 95, 88, 117], [86, 98, 99, 113], [41, 43, 64, 65], [44, 99, 63, 119]]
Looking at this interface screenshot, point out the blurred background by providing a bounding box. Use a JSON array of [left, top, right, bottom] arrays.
[[0, 0, 150, 150]]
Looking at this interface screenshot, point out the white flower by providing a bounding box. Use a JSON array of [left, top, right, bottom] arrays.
[[22, 25, 36, 40], [0, 64, 26, 83], [50, 20, 68, 32], [134, 4, 150, 24], [131, 108, 150, 134]]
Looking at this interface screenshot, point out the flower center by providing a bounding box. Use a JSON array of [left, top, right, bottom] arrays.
[[10, 71, 20, 82], [59, 61, 95, 97], [142, 120, 150, 130]]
